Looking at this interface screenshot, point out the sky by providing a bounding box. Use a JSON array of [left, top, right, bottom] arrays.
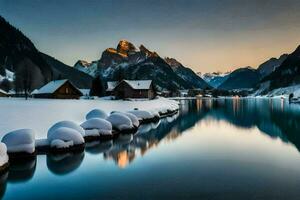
[[1, 0, 300, 73]]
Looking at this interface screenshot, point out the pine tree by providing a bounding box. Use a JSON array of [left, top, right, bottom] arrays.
[[90, 75, 106, 97]]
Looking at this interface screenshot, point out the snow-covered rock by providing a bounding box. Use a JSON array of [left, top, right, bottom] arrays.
[[48, 121, 85, 137], [106, 113, 134, 131], [0, 143, 8, 168], [50, 139, 74, 149], [86, 109, 108, 120], [81, 118, 112, 136], [48, 127, 85, 149], [112, 111, 140, 127], [1, 129, 35, 154], [128, 110, 155, 121]]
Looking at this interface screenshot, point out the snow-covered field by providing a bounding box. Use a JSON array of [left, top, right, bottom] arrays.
[[0, 97, 178, 139]]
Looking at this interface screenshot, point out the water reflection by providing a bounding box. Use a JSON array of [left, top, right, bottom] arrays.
[[2, 98, 300, 199], [8, 158, 36, 183], [199, 98, 300, 151], [47, 152, 84, 175]]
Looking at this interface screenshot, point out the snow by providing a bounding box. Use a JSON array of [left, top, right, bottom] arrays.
[[1, 129, 35, 154], [86, 109, 108, 120], [0, 143, 8, 167], [106, 80, 152, 91], [50, 139, 74, 149], [0, 69, 14, 82], [35, 139, 49, 148], [123, 80, 152, 90], [48, 127, 84, 147], [0, 97, 179, 139], [112, 111, 140, 127], [81, 118, 112, 136], [128, 110, 154, 121], [33, 79, 68, 94], [48, 121, 85, 137], [107, 81, 118, 92], [106, 113, 133, 131], [0, 89, 7, 95], [79, 89, 90, 96], [254, 84, 300, 99]]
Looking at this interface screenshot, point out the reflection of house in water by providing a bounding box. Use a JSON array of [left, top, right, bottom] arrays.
[[102, 104, 208, 168]]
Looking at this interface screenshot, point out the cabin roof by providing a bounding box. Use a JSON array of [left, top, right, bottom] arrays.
[[0, 88, 7, 95], [32, 79, 80, 94], [107, 80, 152, 91]]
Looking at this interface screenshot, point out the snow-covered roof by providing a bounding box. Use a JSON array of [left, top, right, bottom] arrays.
[[107, 80, 152, 91], [123, 80, 152, 90], [33, 79, 78, 94], [79, 89, 90, 96], [0, 89, 8, 95], [107, 81, 118, 91]]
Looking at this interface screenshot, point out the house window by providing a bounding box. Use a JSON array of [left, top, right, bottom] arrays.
[[66, 88, 69, 94]]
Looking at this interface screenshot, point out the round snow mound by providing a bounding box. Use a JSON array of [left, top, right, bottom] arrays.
[[81, 118, 112, 136], [1, 129, 35, 154], [128, 110, 154, 120], [0, 142, 8, 167], [106, 113, 133, 131], [48, 127, 84, 148], [48, 121, 85, 137], [112, 111, 139, 127], [86, 109, 108, 120]]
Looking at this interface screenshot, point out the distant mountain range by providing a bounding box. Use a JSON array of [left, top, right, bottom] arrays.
[[75, 40, 211, 91], [199, 72, 230, 88], [1, 14, 300, 95], [200, 52, 291, 92]]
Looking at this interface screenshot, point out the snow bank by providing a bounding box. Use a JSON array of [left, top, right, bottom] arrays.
[[48, 121, 85, 137], [86, 109, 108, 120], [0, 143, 8, 167], [106, 113, 133, 131], [48, 127, 84, 148], [81, 118, 112, 136], [0, 97, 179, 139], [1, 129, 35, 154]]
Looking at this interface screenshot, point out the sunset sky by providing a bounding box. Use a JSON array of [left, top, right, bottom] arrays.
[[1, 0, 300, 73]]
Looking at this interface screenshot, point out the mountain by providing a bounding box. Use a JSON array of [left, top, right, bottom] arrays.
[[78, 40, 210, 91], [0, 15, 93, 91], [262, 45, 300, 90], [41, 53, 93, 89], [164, 57, 210, 89], [199, 72, 230, 88], [218, 67, 261, 90], [0, 15, 53, 90], [257, 54, 288, 78], [74, 60, 98, 77]]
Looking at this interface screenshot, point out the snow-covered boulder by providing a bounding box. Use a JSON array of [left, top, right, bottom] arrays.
[[48, 127, 85, 150], [112, 111, 139, 127], [86, 109, 108, 120], [80, 118, 112, 137], [128, 110, 159, 122], [1, 129, 35, 155], [0, 143, 9, 171], [48, 121, 85, 137], [106, 113, 134, 132]]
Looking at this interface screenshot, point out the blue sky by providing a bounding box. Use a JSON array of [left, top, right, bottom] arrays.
[[1, 0, 300, 72]]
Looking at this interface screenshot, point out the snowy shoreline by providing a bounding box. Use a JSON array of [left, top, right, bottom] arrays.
[[0, 97, 179, 139]]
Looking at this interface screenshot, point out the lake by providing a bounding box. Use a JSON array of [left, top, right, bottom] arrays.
[[2, 98, 300, 199]]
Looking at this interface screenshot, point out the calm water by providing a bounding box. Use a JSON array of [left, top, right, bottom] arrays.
[[2, 98, 300, 200]]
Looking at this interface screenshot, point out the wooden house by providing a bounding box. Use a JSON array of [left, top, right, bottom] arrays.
[[107, 80, 155, 99], [32, 79, 83, 99]]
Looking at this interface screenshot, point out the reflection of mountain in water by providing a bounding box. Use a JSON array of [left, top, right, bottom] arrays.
[[200, 98, 300, 152]]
